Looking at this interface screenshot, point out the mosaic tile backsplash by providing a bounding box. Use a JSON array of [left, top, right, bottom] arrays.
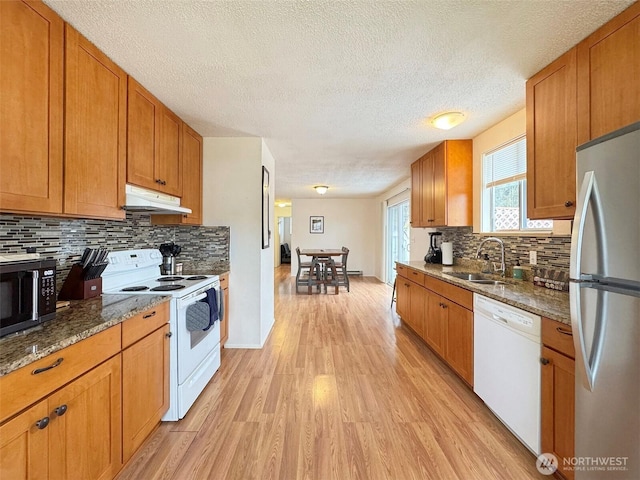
[[436, 226, 571, 274], [0, 214, 230, 293]]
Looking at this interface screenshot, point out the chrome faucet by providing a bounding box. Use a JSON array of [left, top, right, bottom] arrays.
[[476, 237, 506, 277]]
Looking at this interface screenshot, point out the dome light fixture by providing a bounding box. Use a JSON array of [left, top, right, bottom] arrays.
[[314, 185, 329, 195], [431, 111, 466, 130]]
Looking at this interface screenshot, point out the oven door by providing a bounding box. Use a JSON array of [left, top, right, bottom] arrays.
[[0, 269, 39, 337], [176, 285, 221, 384]]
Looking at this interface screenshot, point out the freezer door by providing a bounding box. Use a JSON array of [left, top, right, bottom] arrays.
[[572, 124, 640, 284], [572, 286, 640, 479]]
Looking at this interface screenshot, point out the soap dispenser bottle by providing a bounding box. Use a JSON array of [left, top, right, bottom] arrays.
[[481, 253, 491, 274]]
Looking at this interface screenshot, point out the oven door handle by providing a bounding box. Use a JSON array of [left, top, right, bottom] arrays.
[[192, 292, 208, 303]]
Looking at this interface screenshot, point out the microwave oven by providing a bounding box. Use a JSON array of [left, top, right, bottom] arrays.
[[0, 258, 56, 337]]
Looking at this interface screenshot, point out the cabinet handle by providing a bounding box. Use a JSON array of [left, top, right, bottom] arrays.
[[54, 404, 68, 417], [161, 180, 167, 186], [155, 179, 162, 184], [35, 417, 50, 429], [565, 201, 574, 207], [166, 332, 173, 338], [540, 357, 550, 365], [143, 311, 157, 319], [556, 326, 572, 336], [32, 358, 64, 375]]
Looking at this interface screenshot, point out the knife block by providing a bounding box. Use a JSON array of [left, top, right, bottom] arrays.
[[58, 264, 102, 300]]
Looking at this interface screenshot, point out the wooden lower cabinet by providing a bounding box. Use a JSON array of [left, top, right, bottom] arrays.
[[122, 324, 170, 463], [0, 400, 49, 480], [425, 292, 447, 357], [408, 281, 426, 338], [396, 277, 410, 320], [541, 318, 576, 480], [220, 273, 230, 346], [48, 355, 122, 480], [0, 356, 122, 480], [444, 301, 473, 385]]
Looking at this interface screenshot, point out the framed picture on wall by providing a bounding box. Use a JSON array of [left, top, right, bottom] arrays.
[[262, 166, 270, 249], [310, 216, 324, 234]]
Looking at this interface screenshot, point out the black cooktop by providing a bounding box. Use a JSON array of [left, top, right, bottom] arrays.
[[121, 286, 149, 292], [186, 275, 208, 280], [151, 284, 186, 291], [157, 276, 184, 282]]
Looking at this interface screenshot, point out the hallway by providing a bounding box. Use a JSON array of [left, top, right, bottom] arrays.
[[117, 267, 546, 479]]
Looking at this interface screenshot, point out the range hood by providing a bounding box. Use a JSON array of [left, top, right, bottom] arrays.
[[123, 184, 192, 215]]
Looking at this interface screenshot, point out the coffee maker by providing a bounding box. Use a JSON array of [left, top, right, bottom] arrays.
[[424, 232, 443, 264]]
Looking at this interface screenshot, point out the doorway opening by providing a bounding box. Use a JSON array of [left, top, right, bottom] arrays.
[[386, 199, 410, 285]]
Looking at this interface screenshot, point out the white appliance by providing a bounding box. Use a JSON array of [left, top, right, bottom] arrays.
[[474, 293, 541, 454], [570, 122, 640, 479], [123, 184, 192, 215], [102, 249, 221, 421]]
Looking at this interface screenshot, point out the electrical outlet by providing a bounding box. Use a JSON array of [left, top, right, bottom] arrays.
[[529, 250, 537, 265]]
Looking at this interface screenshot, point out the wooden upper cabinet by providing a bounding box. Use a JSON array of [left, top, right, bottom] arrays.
[[412, 140, 472, 228], [64, 26, 127, 219], [410, 161, 423, 227], [577, 2, 640, 144], [0, 0, 64, 215], [152, 123, 202, 225], [127, 77, 183, 197], [526, 49, 578, 220]]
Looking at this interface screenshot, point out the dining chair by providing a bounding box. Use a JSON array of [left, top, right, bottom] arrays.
[[332, 246, 350, 292], [295, 248, 320, 294]]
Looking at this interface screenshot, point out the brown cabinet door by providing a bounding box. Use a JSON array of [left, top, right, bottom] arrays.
[[48, 355, 122, 480], [421, 153, 434, 225], [541, 346, 575, 480], [0, 400, 49, 479], [444, 302, 473, 386], [431, 143, 446, 226], [396, 278, 410, 320], [181, 123, 202, 224], [0, 0, 63, 215], [127, 77, 159, 191], [156, 107, 183, 197], [425, 293, 446, 357], [577, 3, 640, 144], [64, 26, 126, 219], [408, 280, 426, 338], [526, 48, 577, 220], [410, 160, 422, 227], [122, 324, 170, 463]]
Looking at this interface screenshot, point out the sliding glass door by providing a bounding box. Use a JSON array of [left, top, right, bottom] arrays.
[[386, 200, 410, 285]]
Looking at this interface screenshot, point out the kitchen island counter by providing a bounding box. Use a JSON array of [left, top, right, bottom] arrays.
[[0, 294, 170, 376], [397, 261, 570, 325]]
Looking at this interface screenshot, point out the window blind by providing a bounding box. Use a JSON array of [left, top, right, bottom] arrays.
[[483, 136, 527, 188]]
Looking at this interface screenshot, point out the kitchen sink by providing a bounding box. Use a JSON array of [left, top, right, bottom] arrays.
[[444, 272, 506, 285]]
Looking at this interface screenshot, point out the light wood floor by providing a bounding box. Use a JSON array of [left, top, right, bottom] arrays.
[[117, 267, 547, 480]]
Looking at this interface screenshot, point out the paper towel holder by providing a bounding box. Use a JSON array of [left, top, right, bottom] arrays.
[[441, 242, 454, 266]]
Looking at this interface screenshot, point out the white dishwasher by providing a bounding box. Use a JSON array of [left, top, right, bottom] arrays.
[[473, 293, 541, 455]]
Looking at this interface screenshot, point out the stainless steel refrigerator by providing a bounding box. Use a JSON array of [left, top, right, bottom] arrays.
[[570, 121, 640, 479]]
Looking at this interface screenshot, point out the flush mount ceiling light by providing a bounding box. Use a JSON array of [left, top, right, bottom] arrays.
[[314, 185, 329, 195], [430, 111, 466, 130]]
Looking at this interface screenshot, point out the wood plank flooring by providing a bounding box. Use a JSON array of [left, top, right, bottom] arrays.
[[117, 267, 547, 480]]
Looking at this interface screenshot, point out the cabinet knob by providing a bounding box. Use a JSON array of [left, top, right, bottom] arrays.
[[540, 357, 550, 365], [35, 417, 50, 430], [565, 201, 574, 207], [155, 179, 162, 184], [54, 404, 68, 417], [166, 332, 173, 338]]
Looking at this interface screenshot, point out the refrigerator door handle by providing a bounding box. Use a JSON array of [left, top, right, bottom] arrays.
[[570, 171, 608, 280]]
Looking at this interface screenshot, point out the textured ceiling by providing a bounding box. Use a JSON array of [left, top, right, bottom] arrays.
[[44, 0, 633, 202]]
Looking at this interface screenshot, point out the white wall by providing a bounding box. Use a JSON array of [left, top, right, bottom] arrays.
[[260, 140, 275, 345], [290, 198, 378, 276], [202, 137, 275, 348], [374, 179, 411, 281]]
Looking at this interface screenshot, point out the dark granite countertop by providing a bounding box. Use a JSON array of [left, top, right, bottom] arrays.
[[0, 294, 170, 377], [397, 261, 570, 325]]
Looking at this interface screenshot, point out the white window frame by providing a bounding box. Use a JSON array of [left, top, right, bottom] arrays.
[[480, 135, 553, 234]]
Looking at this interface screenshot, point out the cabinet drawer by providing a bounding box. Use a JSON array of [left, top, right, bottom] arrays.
[[408, 268, 425, 286], [0, 325, 121, 423], [396, 264, 408, 279], [424, 276, 473, 310], [219, 272, 229, 288], [542, 317, 575, 359], [122, 301, 170, 349]]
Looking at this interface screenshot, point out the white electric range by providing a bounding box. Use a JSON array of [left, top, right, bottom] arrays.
[[102, 249, 221, 421]]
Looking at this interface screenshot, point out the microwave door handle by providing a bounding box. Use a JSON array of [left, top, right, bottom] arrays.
[[31, 270, 39, 321]]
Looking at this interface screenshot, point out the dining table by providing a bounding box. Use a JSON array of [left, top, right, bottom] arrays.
[[299, 249, 343, 294]]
